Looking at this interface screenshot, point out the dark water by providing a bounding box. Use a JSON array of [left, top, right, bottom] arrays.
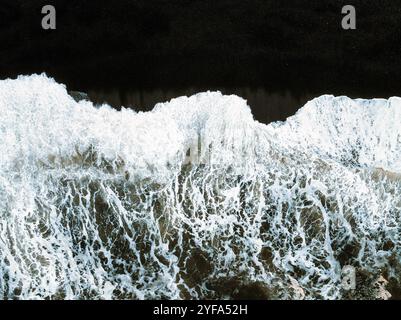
[[87, 87, 316, 124]]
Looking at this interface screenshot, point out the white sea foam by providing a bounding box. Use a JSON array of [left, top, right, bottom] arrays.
[[0, 74, 400, 299]]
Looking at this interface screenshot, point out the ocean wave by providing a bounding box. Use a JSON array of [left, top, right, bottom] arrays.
[[0, 74, 400, 299]]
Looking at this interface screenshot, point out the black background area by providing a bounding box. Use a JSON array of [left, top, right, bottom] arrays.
[[1, 1, 400, 123]]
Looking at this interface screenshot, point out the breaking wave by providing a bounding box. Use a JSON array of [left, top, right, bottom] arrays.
[[0, 74, 400, 300]]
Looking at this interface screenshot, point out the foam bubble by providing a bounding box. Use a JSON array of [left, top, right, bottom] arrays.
[[0, 74, 400, 300]]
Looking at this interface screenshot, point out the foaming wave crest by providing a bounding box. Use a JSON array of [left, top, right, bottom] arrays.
[[0, 74, 400, 300]]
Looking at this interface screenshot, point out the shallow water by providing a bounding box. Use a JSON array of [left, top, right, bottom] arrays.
[[0, 75, 400, 300]]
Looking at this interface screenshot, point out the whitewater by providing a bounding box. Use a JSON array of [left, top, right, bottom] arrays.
[[0, 74, 400, 300]]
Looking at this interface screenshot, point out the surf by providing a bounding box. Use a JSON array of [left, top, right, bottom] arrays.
[[0, 74, 400, 300]]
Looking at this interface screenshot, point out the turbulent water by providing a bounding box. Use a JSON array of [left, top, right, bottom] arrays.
[[0, 74, 400, 300]]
